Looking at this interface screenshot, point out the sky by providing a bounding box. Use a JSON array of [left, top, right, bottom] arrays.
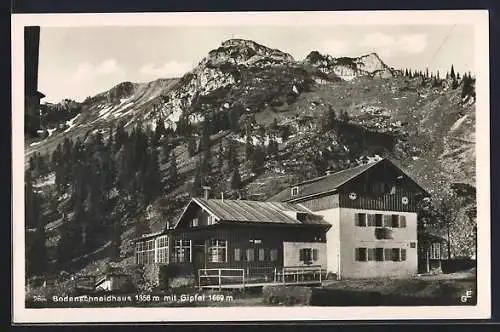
[[38, 25, 474, 103]]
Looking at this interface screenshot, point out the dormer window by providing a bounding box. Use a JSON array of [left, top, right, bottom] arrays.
[[291, 186, 299, 197]]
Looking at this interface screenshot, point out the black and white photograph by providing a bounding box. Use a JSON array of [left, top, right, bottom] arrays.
[[12, 10, 490, 323]]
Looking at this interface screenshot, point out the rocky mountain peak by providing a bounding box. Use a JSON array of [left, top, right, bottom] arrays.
[[355, 52, 387, 73], [304, 50, 391, 80], [206, 38, 295, 67]]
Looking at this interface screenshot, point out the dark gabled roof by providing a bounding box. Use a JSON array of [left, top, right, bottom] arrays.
[[174, 197, 330, 228], [268, 158, 429, 202], [268, 159, 384, 202]]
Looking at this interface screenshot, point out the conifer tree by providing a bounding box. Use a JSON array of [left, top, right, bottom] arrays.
[[168, 149, 178, 189], [217, 141, 224, 174], [245, 127, 253, 161], [200, 115, 211, 153], [26, 214, 48, 276], [161, 141, 172, 164], [143, 147, 162, 203], [25, 170, 40, 229], [230, 167, 242, 198], [187, 137, 196, 157], [226, 139, 239, 171], [109, 208, 122, 261], [191, 158, 203, 198], [154, 118, 166, 146], [450, 65, 456, 79]]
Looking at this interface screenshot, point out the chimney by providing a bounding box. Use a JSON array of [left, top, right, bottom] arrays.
[[326, 170, 335, 175], [202, 186, 211, 200], [221, 192, 224, 202]]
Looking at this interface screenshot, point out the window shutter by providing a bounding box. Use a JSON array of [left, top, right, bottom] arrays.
[[355, 248, 360, 261], [355, 213, 360, 226], [401, 249, 407, 261], [383, 215, 392, 227], [312, 248, 318, 261], [384, 248, 392, 261], [299, 248, 305, 261], [367, 214, 376, 226], [399, 216, 407, 228], [234, 248, 240, 261]]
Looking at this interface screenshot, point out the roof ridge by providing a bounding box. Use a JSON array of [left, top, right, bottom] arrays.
[[293, 158, 385, 187]]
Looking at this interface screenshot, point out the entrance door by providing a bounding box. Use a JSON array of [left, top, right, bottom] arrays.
[[192, 245, 206, 274]]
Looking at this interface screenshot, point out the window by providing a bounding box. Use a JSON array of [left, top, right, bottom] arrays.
[[190, 218, 198, 227], [355, 248, 367, 261], [375, 214, 383, 227], [259, 248, 265, 261], [156, 235, 169, 263], [291, 186, 299, 196], [234, 248, 241, 261], [371, 182, 387, 195], [430, 243, 441, 259], [391, 215, 399, 228], [367, 248, 376, 261], [246, 248, 255, 262], [209, 239, 227, 263], [270, 249, 278, 261], [135, 239, 156, 265], [174, 239, 191, 263], [207, 215, 216, 225], [357, 247, 407, 262], [356, 213, 367, 226], [299, 248, 318, 264], [392, 248, 401, 261]]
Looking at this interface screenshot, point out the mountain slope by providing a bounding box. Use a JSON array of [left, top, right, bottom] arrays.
[[25, 39, 476, 281]]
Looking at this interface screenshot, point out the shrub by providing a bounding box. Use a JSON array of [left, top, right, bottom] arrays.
[[159, 263, 196, 290], [262, 286, 312, 306]]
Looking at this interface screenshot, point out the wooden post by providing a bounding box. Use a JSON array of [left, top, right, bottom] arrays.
[[242, 269, 245, 292], [319, 268, 322, 283], [218, 269, 222, 291]]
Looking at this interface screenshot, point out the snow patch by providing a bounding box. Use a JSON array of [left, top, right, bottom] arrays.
[[64, 114, 81, 133], [30, 141, 42, 146], [98, 106, 113, 119], [47, 128, 57, 137]]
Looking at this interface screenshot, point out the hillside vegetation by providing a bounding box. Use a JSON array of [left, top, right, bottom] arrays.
[[25, 39, 477, 283]]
